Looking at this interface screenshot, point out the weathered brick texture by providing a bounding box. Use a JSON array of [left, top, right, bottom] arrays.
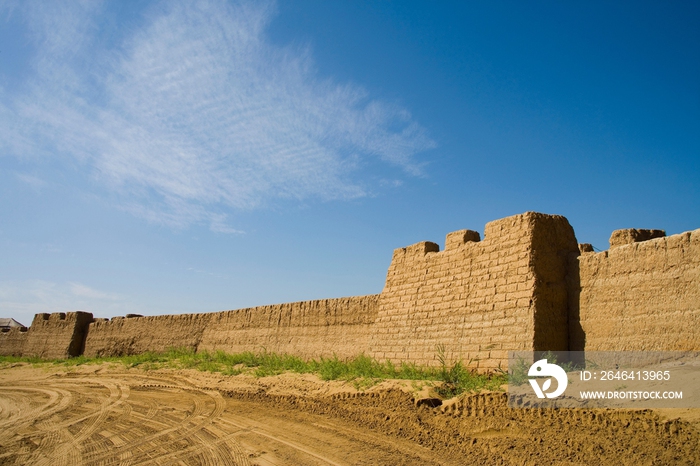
[[367, 212, 579, 369], [20, 312, 94, 359], [0, 326, 29, 356], [198, 296, 379, 359], [84, 313, 212, 357], [83, 295, 379, 359], [574, 229, 700, 351]]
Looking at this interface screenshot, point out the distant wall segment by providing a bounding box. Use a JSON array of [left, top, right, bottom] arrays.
[[575, 228, 700, 351], [2, 212, 698, 366], [83, 295, 379, 359], [0, 326, 29, 357], [197, 296, 379, 359], [83, 313, 212, 357], [0, 312, 94, 359]]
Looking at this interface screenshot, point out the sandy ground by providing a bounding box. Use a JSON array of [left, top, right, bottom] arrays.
[[1, 363, 699, 465]]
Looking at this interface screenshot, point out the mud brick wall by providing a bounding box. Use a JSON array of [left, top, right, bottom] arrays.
[[83, 295, 379, 359], [83, 313, 212, 357], [575, 228, 700, 351], [21, 312, 94, 359], [0, 326, 29, 356], [4, 211, 698, 364], [198, 295, 379, 359], [367, 212, 579, 370]]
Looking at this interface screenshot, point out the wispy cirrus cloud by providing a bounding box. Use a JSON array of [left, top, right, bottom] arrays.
[[15, 172, 46, 193], [0, 0, 435, 231]]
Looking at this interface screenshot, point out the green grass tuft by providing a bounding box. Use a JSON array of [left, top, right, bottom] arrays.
[[0, 347, 507, 397]]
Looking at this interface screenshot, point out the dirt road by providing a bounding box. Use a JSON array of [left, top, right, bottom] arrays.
[[1, 364, 698, 465]]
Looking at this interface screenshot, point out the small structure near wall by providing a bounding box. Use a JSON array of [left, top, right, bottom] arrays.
[[0, 318, 26, 331]]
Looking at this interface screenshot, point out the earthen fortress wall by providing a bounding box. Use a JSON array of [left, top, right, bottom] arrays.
[[367, 213, 578, 369], [574, 228, 700, 352], [2, 212, 698, 365], [197, 296, 379, 359], [0, 327, 28, 357], [83, 296, 379, 360], [0, 312, 94, 359]]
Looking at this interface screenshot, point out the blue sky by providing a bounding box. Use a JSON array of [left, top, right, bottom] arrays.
[[1, 0, 698, 326]]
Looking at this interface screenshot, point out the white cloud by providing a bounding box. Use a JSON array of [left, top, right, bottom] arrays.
[[0, 0, 435, 231], [69, 282, 122, 301], [15, 172, 46, 192], [0, 280, 125, 322]]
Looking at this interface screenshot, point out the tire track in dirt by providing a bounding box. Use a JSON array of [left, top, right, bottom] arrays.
[[0, 390, 26, 425], [2, 365, 700, 465], [149, 426, 249, 466], [0, 378, 225, 465], [31, 379, 130, 466], [220, 417, 344, 466], [33, 416, 82, 466], [225, 387, 700, 465], [0, 386, 73, 441], [78, 380, 243, 465]]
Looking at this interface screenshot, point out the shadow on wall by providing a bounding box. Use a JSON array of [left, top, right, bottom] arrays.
[[567, 250, 585, 361]]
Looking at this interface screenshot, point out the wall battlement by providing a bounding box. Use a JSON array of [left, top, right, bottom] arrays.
[[609, 228, 666, 249], [367, 212, 578, 369], [2, 212, 698, 367], [2, 311, 95, 359], [574, 228, 700, 352]]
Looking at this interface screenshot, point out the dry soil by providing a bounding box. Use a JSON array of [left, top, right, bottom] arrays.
[[1, 364, 698, 465]]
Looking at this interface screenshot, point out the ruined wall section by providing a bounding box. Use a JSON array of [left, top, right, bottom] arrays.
[[0, 326, 29, 356], [21, 312, 94, 359], [198, 295, 379, 360], [83, 295, 379, 359], [367, 212, 578, 370], [576, 229, 700, 351]]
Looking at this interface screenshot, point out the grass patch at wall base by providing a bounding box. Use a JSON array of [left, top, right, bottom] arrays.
[[0, 348, 507, 398]]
